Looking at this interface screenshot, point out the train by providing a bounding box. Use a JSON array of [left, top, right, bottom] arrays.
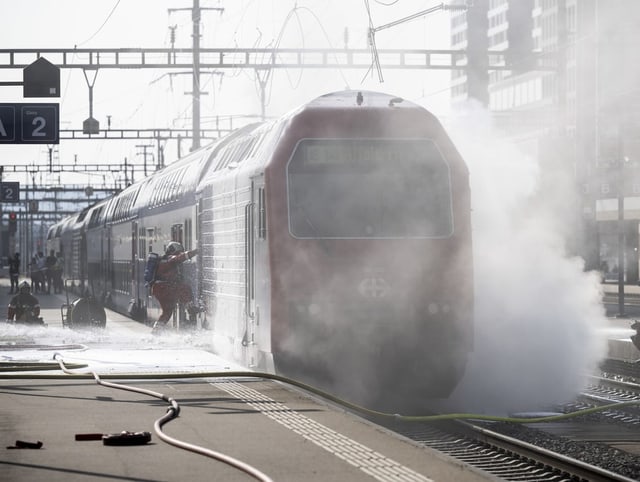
[[47, 90, 474, 411]]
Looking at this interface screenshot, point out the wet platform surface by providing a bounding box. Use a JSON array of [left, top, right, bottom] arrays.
[[601, 283, 640, 362], [0, 278, 492, 482], [1, 273, 639, 480]]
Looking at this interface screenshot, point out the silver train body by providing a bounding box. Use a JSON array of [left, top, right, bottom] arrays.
[[47, 91, 474, 411]]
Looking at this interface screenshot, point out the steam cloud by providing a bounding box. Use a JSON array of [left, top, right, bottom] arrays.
[[442, 101, 609, 414]]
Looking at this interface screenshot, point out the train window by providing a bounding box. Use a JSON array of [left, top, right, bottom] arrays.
[[161, 175, 169, 204], [113, 260, 131, 295], [232, 138, 255, 167], [139, 227, 146, 261], [88, 206, 104, 228], [287, 138, 454, 239], [104, 197, 118, 224], [214, 146, 232, 171], [184, 218, 192, 250], [223, 144, 240, 170], [171, 224, 184, 245], [176, 169, 188, 196], [158, 176, 167, 205], [166, 173, 174, 202], [112, 199, 123, 221], [147, 228, 155, 253], [77, 209, 89, 222], [248, 133, 266, 159], [173, 169, 186, 200], [215, 138, 254, 171], [150, 180, 159, 207]]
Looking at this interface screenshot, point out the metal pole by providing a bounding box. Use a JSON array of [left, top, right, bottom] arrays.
[[0, 166, 3, 263], [192, 0, 201, 151], [617, 156, 626, 317]]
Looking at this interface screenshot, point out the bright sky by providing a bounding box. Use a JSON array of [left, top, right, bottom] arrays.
[[0, 0, 453, 187]]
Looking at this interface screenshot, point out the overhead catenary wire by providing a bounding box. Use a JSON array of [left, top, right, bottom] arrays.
[[75, 0, 123, 47]]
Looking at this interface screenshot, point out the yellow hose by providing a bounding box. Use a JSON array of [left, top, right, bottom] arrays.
[[0, 362, 635, 423]]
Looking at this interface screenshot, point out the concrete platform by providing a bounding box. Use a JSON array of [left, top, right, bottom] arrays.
[[1, 274, 639, 480], [601, 284, 640, 362], [0, 377, 495, 482], [604, 321, 639, 364], [0, 277, 494, 481]]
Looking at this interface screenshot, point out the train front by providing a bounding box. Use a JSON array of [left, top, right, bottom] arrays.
[[266, 91, 473, 413]]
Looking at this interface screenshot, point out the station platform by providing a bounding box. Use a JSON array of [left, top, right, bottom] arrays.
[[603, 320, 638, 365], [0, 273, 639, 481], [601, 283, 640, 363], [0, 276, 493, 482]]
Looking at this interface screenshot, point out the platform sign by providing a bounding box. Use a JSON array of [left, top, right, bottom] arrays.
[[0, 103, 59, 144], [0, 181, 20, 202], [589, 164, 640, 199]]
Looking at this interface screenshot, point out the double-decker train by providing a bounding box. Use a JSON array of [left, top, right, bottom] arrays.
[[47, 90, 474, 411]]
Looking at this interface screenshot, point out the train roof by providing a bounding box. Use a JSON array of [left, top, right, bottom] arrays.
[[306, 90, 422, 110], [195, 90, 442, 189], [132, 144, 214, 214], [48, 90, 438, 234]]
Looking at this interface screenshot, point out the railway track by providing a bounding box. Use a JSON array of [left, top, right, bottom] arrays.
[[371, 371, 640, 481], [379, 417, 637, 481]]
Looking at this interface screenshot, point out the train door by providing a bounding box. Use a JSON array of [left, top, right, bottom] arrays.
[[171, 218, 196, 300], [183, 210, 199, 310], [245, 176, 270, 369], [99, 228, 106, 300], [196, 200, 203, 308], [130, 221, 141, 314], [105, 225, 112, 295], [244, 182, 257, 367], [145, 227, 156, 316], [101, 225, 110, 302], [131, 222, 137, 292], [80, 232, 87, 288]]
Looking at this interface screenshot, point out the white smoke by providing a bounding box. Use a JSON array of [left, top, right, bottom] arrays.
[[441, 101, 609, 414]]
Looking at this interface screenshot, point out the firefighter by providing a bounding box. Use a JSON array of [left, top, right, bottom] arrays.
[[7, 281, 41, 324], [151, 242, 198, 332]]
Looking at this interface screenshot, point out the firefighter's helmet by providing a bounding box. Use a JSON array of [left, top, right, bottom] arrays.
[[165, 242, 184, 256]]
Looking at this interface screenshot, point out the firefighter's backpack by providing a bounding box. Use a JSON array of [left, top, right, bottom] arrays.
[[144, 252, 160, 286]]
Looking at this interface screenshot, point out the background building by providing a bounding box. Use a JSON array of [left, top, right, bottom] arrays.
[[451, 0, 640, 282]]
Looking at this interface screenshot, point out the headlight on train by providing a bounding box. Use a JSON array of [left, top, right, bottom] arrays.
[[293, 302, 322, 316], [428, 302, 452, 318]]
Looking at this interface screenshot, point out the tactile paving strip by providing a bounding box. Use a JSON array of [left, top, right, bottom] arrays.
[[214, 379, 433, 482]]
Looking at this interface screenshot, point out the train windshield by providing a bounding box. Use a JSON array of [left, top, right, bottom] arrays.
[[287, 138, 454, 239]]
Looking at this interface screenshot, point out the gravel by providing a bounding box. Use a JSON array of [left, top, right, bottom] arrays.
[[484, 421, 640, 480]]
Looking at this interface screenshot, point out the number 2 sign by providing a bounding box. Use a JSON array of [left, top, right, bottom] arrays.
[[0, 182, 20, 202], [0, 103, 59, 144]]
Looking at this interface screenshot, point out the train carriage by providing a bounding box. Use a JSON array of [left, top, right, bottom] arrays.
[[83, 198, 112, 300], [50, 90, 473, 412]]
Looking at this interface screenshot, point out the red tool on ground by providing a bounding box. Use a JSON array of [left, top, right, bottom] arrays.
[[75, 431, 151, 445], [7, 440, 43, 449]]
